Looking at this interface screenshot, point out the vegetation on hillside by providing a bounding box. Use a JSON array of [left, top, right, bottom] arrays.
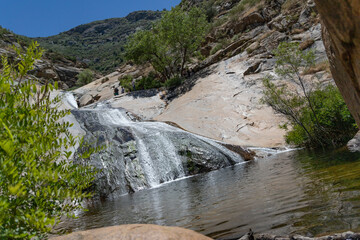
[[36, 11, 162, 74], [76, 69, 94, 87], [125, 6, 209, 81], [0, 26, 31, 47], [262, 42, 358, 148], [0, 42, 97, 239]]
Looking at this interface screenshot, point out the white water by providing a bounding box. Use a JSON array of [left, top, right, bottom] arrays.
[[73, 105, 245, 195]]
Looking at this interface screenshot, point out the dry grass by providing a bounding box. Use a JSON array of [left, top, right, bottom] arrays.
[[281, 0, 305, 12], [257, 30, 276, 42], [303, 61, 331, 75], [299, 38, 315, 50]]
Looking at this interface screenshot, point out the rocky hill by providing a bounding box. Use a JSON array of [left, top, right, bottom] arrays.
[[0, 26, 91, 89], [71, 0, 335, 148], [35, 11, 162, 74]]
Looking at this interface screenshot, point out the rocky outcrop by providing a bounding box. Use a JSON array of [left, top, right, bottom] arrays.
[[0, 30, 86, 89], [314, 0, 360, 127], [50, 224, 212, 240], [70, 104, 244, 200], [347, 131, 360, 152]]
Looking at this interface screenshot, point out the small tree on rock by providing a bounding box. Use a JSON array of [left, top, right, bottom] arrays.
[[262, 42, 357, 147], [76, 68, 94, 86], [125, 6, 208, 81]]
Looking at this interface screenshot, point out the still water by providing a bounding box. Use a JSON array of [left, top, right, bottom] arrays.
[[60, 149, 360, 239]]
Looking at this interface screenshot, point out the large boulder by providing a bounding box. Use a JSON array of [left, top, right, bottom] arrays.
[[55, 65, 82, 88], [314, 0, 360, 127], [71, 107, 243, 200], [50, 224, 212, 240]]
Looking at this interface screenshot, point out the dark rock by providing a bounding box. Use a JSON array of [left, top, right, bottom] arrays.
[[232, 12, 265, 35], [244, 60, 263, 76], [54, 65, 82, 88]]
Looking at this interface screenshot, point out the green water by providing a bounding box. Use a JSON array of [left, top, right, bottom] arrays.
[[59, 149, 360, 239]]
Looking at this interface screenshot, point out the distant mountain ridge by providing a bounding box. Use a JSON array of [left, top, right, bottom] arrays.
[[35, 10, 163, 74]]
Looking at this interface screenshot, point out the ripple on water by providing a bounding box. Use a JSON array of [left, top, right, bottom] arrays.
[[57, 149, 360, 239]]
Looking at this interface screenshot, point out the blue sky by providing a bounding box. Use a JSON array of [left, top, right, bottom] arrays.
[[0, 0, 181, 37]]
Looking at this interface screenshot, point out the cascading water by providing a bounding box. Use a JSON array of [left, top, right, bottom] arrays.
[[69, 102, 244, 200]]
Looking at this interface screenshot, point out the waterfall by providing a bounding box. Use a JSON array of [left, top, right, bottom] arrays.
[[71, 105, 244, 199]]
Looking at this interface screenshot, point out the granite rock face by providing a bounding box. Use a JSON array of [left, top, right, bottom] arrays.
[[314, 0, 360, 126], [71, 104, 244, 200]]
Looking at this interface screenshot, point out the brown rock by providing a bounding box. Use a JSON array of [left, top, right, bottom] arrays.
[[299, 38, 315, 50], [79, 94, 95, 107], [314, 0, 360, 126], [50, 224, 212, 240], [233, 12, 265, 34]]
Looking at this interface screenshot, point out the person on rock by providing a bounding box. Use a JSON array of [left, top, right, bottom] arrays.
[[113, 86, 119, 96]]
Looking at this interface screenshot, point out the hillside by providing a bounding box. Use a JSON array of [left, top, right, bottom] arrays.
[[71, 0, 336, 148], [35, 11, 162, 74], [0, 26, 89, 89]]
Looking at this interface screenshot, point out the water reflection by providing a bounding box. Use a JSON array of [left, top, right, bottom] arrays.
[[58, 150, 360, 239]]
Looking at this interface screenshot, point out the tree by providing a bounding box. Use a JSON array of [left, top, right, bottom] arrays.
[[125, 6, 209, 81], [262, 42, 357, 147], [76, 68, 94, 86], [0, 42, 96, 239]]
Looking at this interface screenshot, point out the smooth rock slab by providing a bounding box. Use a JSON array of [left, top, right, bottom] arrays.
[[51, 224, 212, 240]]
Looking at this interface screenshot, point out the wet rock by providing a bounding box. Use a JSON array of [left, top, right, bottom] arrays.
[[79, 94, 95, 107], [50, 224, 212, 240], [71, 107, 243, 199], [347, 131, 360, 152]]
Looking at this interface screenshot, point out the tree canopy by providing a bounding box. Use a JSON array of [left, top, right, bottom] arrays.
[[125, 7, 208, 80]]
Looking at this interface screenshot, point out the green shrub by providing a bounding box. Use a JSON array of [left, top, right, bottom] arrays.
[[101, 77, 110, 83], [125, 6, 209, 81], [0, 42, 96, 239], [76, 69, 94, 86], [262, 42, 358, 148], [285, 85, 357, 146], [210, 38, 231, 55], [118, 75, 133, 92], [164, 76, 183, 89], [136, 72, 162, 90]]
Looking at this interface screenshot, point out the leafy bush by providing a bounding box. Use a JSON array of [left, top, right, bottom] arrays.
[[164, 76, 183, 89], [262, 42, 357, 148], [0, 42, 96, 239], [136, 72, 162, 90], [101, 77, 110, 83], [126, 6, 209, 81], [76, 69, 94, 86], [118, 75, 134, 92]]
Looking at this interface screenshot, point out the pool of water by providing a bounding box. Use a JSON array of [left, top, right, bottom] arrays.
[[59, 149, 360, 239]]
